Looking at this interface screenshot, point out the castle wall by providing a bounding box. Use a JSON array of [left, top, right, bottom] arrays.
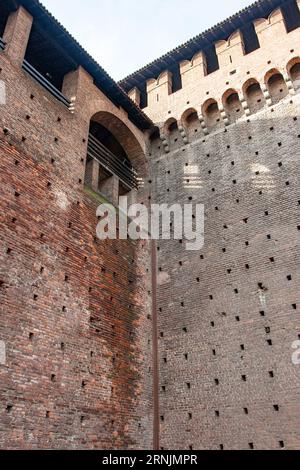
[[1, 0, 300, 452], [150, 88, 300, 451], [0, 6, 153, 449], [135, 6, 300, 132], [145, 2, 300, 450]]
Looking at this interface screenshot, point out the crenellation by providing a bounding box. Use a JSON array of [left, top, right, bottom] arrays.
[[3, 6, 33, 65], [179, 51, 207, 88], [147, 70, 173, 108], [127, 4, 300, 130], [253, 9, 287, 47], [215, 30, 245, 68], [128, 87, 141, 106]]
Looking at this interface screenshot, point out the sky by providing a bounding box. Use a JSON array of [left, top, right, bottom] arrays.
[[41, 0, 253, 81]]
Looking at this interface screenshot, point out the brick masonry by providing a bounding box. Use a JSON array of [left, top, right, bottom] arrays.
[[0, 5, 153, 450], [1, 0, 300, 451], [149, 83, 300, 451], [139, 0, 300, 451]]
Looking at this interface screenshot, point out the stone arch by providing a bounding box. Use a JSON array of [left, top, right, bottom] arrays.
[[242, 78, 265, 113], [222, 88, 244, 123], [164, 117, 178, 135], [85, 110, 147, 202], [202, 99, 222, 132], [164, 117, 178, 134], [287, 57, 300, 91], [149, 126, 160, 143], [89, 111, 145, 171], [163, 117, 181, 145], [181, 108, 200, 135], [265, 68, 288, 104]]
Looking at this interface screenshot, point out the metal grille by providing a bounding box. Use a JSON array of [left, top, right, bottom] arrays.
[[22, 60, 71, 108], [87, 133, 139, 191]]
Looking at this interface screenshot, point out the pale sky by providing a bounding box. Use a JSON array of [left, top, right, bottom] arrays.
[[41, 0, 253, 81]]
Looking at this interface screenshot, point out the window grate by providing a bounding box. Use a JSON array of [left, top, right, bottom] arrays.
[[87, 133, 139, 191], [22, 60, 71, 108]]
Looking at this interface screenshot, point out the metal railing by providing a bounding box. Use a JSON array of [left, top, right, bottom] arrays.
[[0, 38, 6, 51], [87, 133, 139, 191], [22, 60, 71, 108]]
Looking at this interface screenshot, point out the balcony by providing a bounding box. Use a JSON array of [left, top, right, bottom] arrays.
[[87, 133, 139, 191], [22, 60, 71, 108], [0, 38, 5, 51]]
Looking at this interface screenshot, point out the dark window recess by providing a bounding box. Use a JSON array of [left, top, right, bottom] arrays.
[[205, 45, 219, 75], [169, 62, 182, 93], [282, 0, 300, 32], [87, 121, 138, 191], [241, 22, 260, 54], [23, 23, 77, 106]]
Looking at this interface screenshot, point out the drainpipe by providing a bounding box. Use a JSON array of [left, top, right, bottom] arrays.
[[151, 239, 160, 450]]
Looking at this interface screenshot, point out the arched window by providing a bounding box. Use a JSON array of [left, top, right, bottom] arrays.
[[163, 118, 180, 145], [265, 69, 288, 104], [223, 89, 244, 123], [149, 127, 160, 143], [85, 112, 144, 203], [243, 79, 265, 113], [181, 108, 200, 136], [202, 99, 222, 132], [287, 57, 300, 91], [164, 118, 177, 134]]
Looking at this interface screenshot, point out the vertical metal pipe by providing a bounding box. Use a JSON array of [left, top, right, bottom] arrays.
[[151, 239, 160, 450]]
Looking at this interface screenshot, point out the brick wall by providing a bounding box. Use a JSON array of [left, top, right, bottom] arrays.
[[0, 8, 153, 449], [150, 91, 300, 450], [134, 4, 300, 130], [2, 0, 300, 451]]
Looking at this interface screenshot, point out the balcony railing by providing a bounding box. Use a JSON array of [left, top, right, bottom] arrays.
[[87, 133, 139, 191], [22, 60, 71, 108], [0, 38, 6, 51]]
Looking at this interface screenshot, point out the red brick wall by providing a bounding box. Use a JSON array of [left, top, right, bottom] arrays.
[[150, 94, 300, 450], [0, 33, 153, 449]]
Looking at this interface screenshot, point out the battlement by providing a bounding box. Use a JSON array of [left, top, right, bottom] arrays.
[[124, 0, 300, 141]]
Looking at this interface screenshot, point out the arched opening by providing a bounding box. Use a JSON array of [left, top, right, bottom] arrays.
[[165, 118, 178, 134], [181, 108, 200, 136], [265, 69, 288, 104], [149, 126, 160, 143], [223, 89, 244, 123], [85, 112, 145, 203], [287, 57, 300, 91], [243, 79, 265, 113], [164, 118, 181, 144], [202, 99, 222, 132]]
